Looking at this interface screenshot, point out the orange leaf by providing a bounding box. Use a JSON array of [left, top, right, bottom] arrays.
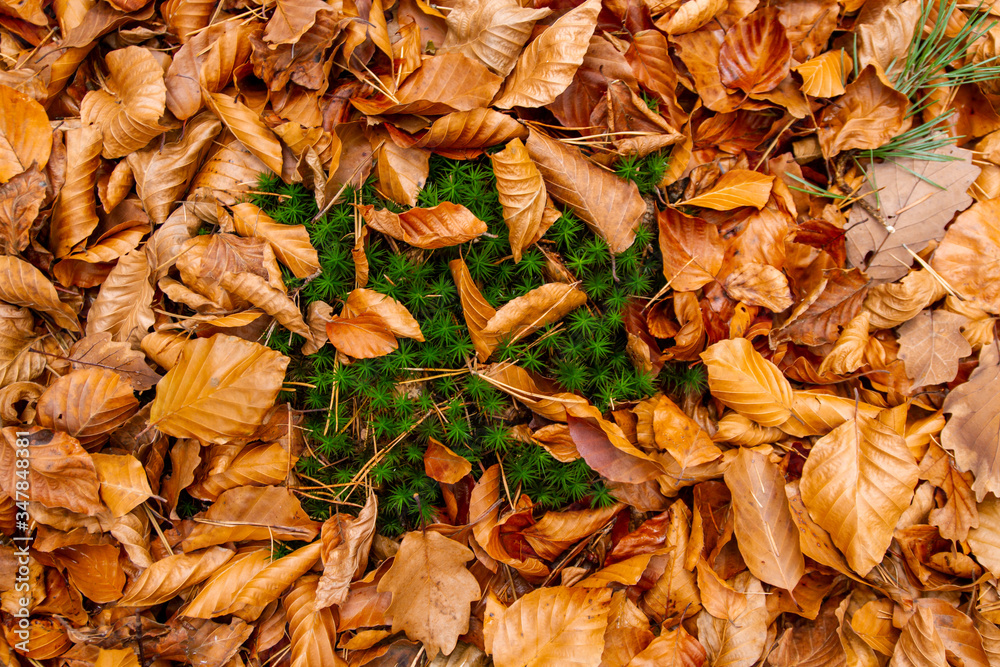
[[718, 8, 791, 95], [682, 170, 774, 210], [326, 313, 399, 359], [424, 438, 472, 484], [359, 202, 486, 249]]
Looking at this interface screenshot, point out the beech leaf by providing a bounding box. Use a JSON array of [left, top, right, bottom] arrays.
[[681, 170, 774, 211]]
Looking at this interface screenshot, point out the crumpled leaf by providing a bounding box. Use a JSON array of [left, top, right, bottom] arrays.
[[345, 288, 424, 341], [0, 427, 103, 515], [491, 138, 547, 262], [0, 254, 81, 332], [657, 207, 724, 291], [817, 65, 909, 158], [441, 0, 551, 77], [149, 334, 289, 444], [847, 144, 979, 283], [770, 268, 869, 347], [413, 108, 528, 152], [316, 494, 377, 610], [695, 572, 767, 667], [284, 574, 345, 667], [722, 263, 793, 312], [0, 83, 51, 182], [49, 125, 102, 258], [378, 530, 481, 658], [359, 202, 487, 249], [483, 282, 587, 344], [80, 46, 168, 158], [0, 167, 45, 254], [67, 332, 161, 391]]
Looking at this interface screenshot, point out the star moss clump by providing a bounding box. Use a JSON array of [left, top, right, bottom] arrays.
[[252, 150, 690, 534]]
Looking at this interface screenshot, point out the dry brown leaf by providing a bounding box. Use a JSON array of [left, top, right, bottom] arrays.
[[770, 268, 869, 347], [192, 441, 296, 500], [149, 334, 289, 444], [345, 288, 424, 341], [636, 393, 721, 468], [0, 167, 46, 255], [414, 109, 528, 151], [724, 448, 804, 590], [491, 138, 546, 262], [94, 648, 139, 667], [488, 586, 611, 667], [522, 504, 622, 561], [0, 304, 45, 389], [969, 495, 1000, 577], [450, 257, 500, 361], [932, 198, 1000, 313], [378, 530, 481, 658], [424, 438, 472, 484], [205, 92, 284, 176], [375, 139, 430, 208], [35, 368, 139, 448], [941, 343, 1000, 501], [626, 625, 706, 667], [67, 332, 161, 391], [359, 202, 487, 249], [90, 453, 152, 517], [920, 441, 978, 542], [527, 129, 645, 254], [118, 546, 235, 607], [285, 574, 345, 667], [847, 144, 979, 283], [695, 572, 768, 667], [441, 0, 550, 77], [483, 282, 587, 343], [222, 540, 322, 621], [263, 0, 335, 45], [326, 313, 399, 358], [493, 0, 600, 108], [854, 0, 921, 75], [701, 338, 794, 427], [54, 543, 127, 604], [181, 548, 272, 618], [794, 49, 853, 97], [891, 599, 989, 667], [718, 8, 791, 95], [818, 311, 871, 375], [682, 170, 774, 210], [80, 46, 167, 158], [218, 271, 312, 340], [663, 0, 727, 34], [84, 249, 154, 346], [897, 309, 971, 387], [723, 263, 793, 312], [864, 270, 946, 329], [799, 411, 919, 575], [49, 124, 102, 258], [0, 84, 51, 182], [0, 255, 81, 332], [817, 65, 909, 158], [352, 53, 503, 116], [657, 207, 724, 291], [315, 494, 377, 610], [180, 486, 320, 551], [0, 427, 103, 515], [567, 405, 664, 483]]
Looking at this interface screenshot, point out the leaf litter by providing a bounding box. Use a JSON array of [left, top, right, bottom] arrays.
[[2, 0, 1000, 664]]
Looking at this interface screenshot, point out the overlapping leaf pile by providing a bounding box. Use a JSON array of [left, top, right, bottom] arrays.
[[4, 0, 1000, 663]]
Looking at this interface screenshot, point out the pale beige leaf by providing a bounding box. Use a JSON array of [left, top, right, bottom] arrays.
[[700, 338, 794, 427], [450, 257, 500, 361], [149, 334, 289, 444], [90, 453, 151, 518], [682, 170, 774, 210], [85, 249, 154, 346], [490, 586, 611, 667], [491, 138, 546, 262], [527, 129, 645, 253], [0, 255, 81, 332], [897, 310, 971, 387], [80, 47, 168, 158], [205, 92, 284, 176], [494, 0, 600, 108], [847, 144, 979, 282], [799, 412, 919, 575], [441, 0, 551, 76], [854, 0, 920, 75], [378, 530, 482, 658], [483, 282, 587, 343], [118, 546, 235, 607], [941, 344, 1000, 501], [724, 448, 804, 590]]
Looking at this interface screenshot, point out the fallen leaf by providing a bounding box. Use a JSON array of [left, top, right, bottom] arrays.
[[0, 427, 103, 515], [491, 138, 547, 262], [0, 254, 81, 332], [118, 546, 235, 607], [568, 407, 664, 483], [493, 0, 600, 108], [483, 282, 587, 343], [84, 249, 155, 346], [440, 0, 551, 76], [375, 140, 430, 208], [695, 572, 768, 667], [794, 49, 853, 97], [799, 411, 919, 575], [378, 530, 481, 658], [488, 586, 611, 667], [230, 202, 320, 279], [846, 144, 979, 282], [284, 574, 345, 667], [424, 438, 472, 484], [897, 309, 971, 387], [817, 65, 909, 158], [35, 368, 139, 448], [181, 548, 272, 618], [626, 624, 706, 667], [67, 332, 161, 391], [316, 494, 377, 610], [413, 108, 528, 152], [90, 453, 152, 517], [149, 334, 289, 444], [770, 268, 869, 347], [49, 125, 102, 258], [326, 313, 399, 358], [450, 257, 500, 361], [682, 170, 774, 210], [345, 288, 424, 341], [701, 338, 794, 427], [527, 129, 645, 253], [359, 202, 487, 249], [664, 0, 727, 35], [657, 207, 724, 291], [724, 448, 804, 590], [723, 263, 793, 312], [718, 8, 791, 95], [932, 198, 1000, 313], [0, 84, 51, 183], [180, 486, 320, 551]]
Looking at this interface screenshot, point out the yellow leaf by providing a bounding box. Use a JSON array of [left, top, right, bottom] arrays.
[[682, 169, 774, 210], [794, 50, 853, 97], [91, 453, 152, 518]]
